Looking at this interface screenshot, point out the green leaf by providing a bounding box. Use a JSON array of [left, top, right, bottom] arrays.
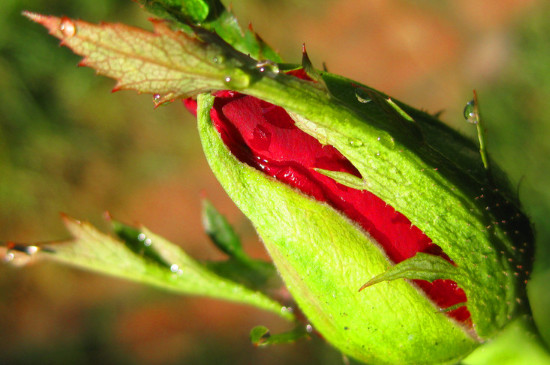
[[137, 0, 282, 62], [201, 198, 246, 260], [201, 199, 280, 291], [111, 220, 171, 268], [250, 325, 310, 347], [23, 12, 232, 106], [138, 0, 221, 24], [358, 252, 464, 291], [10, 215, 294, 321]]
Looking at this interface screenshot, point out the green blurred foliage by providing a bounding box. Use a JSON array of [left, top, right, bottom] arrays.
[[1, 0, 550, 364], [478, 4, 550, 348]]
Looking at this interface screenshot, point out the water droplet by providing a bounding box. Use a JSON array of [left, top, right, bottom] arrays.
[[170, 264, 183, 275], [3, 249, 14, 263], [354, 87, 371, 104], [251, 125, 272, 151], [223, 68, 251, 90], [348, 138, 363, 147], [255, 60, 280, 75], [281, 306, 294, 313], [463, 99, 478, 124], [2, 243, 40, 266], [60, 18, 76, 38], [305, 324, 313, 333], [376, 135, 396, 149], [212, 55, 225, 64], [152, 94, 161, 104]]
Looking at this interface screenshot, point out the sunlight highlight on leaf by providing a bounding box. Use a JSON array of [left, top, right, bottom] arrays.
[[23, 12, 229, 105], [25, 215, 293, 321]]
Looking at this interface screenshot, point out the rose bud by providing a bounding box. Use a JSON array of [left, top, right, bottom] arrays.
[[184, 65, 534, 364], [22, 7, 535, 364]]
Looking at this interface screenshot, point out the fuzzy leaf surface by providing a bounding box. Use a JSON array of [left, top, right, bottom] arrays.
[[359, 252, 464, 291]]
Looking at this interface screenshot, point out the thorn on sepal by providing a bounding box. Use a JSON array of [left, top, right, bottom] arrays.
[[300, 44, 327, 89]]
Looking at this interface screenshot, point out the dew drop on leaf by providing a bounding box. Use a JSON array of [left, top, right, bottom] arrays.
[[354, 87, 372, 104], [463, 99, 478, 124], [348, 138, 363, 147], [170, 264, 183, 274], [1, 243, 40, 267], [60, 18, 76, 38], [152, 93, 161, 104]]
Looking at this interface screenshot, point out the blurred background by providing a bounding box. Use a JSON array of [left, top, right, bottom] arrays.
[[1, 0, 550, 364]]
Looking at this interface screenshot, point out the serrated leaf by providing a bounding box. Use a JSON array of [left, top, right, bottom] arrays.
[[23, 12, 231, 105], [13, 215, 293, 321], [359, 252, 464, 291]]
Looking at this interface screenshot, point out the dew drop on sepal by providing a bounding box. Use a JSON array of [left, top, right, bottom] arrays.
[[223, 68, 251, 90], [354, 87, 372, 104], [255, 60, 280, 75]]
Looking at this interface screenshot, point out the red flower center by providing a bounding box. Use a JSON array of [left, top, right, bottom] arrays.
[[185, 70, 471, 326]]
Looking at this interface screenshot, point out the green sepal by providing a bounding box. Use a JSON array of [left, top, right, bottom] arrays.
[[314, 168, 367, 190], [359, 253, 464, 291], [236, 70, 533, 340], [197, 92, 480, 364]]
